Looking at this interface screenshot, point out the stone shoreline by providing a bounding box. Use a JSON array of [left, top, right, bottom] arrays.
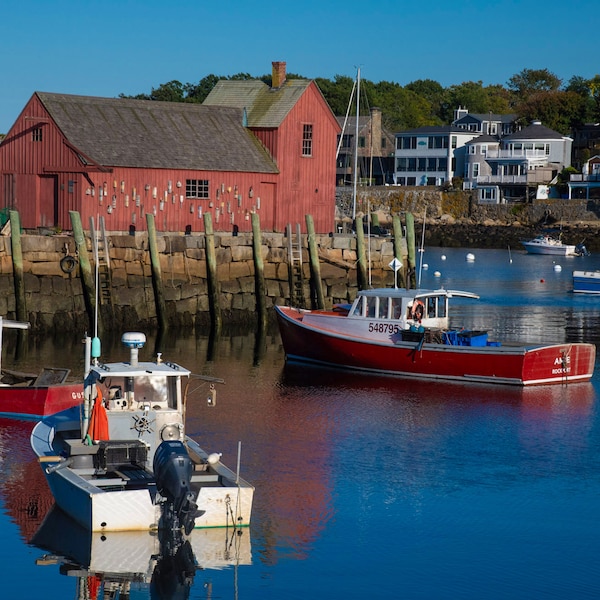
[[423, 221, 600, 252]]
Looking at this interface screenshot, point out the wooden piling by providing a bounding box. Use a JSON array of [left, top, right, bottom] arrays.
[[203, 213, 221, 333], [70, 211, 100, 333], [392, 214, 405, 288], [371, 212, 380, 232], [251, 213, 267, 330], [405, 212, 417, 289], [355, 215, 368, 290], [305, 215, 325, 309], [146, 213, 168, 332], [9, 211, 26, 322]]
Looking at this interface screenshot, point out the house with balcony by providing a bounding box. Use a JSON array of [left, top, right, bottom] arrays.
[[464, 120, 572, 203], [571, 123, 600, 171], [393, 108, 519, 188], [336, 107, 395, 186], [394, 125, 475, 186], [567, 155, 600, 199]]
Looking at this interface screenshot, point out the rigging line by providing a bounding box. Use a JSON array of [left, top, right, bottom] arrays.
[[335, 77, 357, 160], [352, 67, 360, 220]]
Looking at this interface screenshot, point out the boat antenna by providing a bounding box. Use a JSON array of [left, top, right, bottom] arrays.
[[417, 207, 426, 288]]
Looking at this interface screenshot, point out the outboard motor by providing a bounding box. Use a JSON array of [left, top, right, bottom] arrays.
[[153, 440, 200, 535]]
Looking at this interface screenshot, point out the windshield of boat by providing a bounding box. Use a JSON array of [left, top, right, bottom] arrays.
[[350, 295, 405, 320]]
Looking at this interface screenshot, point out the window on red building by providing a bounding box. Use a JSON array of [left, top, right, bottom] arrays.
[[302, 124, 313, 157], [186, 179, 209, 198]]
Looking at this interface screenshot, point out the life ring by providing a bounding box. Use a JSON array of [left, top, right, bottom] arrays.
[[411, 299, 424, 321], [60, 255, 77, 274]]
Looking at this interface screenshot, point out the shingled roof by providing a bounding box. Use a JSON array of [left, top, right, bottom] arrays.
[[36, 92, 278, 173], [203, 79, 312, 128], [503, 121, 565, 141]]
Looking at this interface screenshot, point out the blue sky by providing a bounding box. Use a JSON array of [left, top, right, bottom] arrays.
[[1, 0, 598, 133]]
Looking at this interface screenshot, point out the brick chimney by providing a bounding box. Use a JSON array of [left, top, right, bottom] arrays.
[[272, 61, 287, 89]]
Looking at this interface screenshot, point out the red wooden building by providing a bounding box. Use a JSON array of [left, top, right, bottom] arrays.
[[0, 62, 340, 234]]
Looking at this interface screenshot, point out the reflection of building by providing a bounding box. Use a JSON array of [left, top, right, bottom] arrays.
[[0, 419, 54, 542], [336, 107, 395, 186]]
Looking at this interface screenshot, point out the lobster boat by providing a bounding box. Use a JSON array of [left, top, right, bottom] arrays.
[[31, 332, 254, 532], [275, 287, 596, 386]]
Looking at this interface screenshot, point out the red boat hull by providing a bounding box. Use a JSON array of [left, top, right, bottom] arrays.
[[0, 383, 84, 419], [275, 306, 596, 386]]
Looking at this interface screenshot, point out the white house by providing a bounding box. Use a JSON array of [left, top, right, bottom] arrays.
[[394, 125, 475, 186], [464, 120, 573, 203]]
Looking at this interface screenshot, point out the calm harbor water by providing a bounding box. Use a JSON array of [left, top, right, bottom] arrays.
[[1, 247, 600, 599]]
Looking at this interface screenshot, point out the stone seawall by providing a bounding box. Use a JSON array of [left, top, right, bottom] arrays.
[[3, 188, 600, 333], [0, 231, 397, 333]]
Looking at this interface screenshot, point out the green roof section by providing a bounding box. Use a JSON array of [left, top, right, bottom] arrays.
[[203, 79, 312, 128]]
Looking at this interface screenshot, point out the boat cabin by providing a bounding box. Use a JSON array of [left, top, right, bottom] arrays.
[[347, 288, 479, 330], [84, 333, 191, 466]]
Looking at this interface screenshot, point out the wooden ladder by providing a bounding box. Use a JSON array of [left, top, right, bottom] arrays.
[[90, 216, 112, 308], [287, 223, 305, 308]]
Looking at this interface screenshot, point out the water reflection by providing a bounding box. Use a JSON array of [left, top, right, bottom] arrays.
[[0, 418, 54, 541], [1, 249, 599, 600], [32, 507, 251, 600]]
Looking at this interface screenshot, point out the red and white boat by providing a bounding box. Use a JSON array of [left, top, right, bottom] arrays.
[[275, 288, 596, 386], [0, 317, 83, 419]]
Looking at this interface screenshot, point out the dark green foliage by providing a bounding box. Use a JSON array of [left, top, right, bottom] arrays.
[[120, 67, 600, 134]]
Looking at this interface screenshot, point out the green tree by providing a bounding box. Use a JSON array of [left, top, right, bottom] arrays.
[[516, 90, 585, 134], [443, 81, 491, 121], [405, 79, 447, 123], [315, 75, 356, 116], [507, 68, 562, 98], [184, 74, 221, 103]]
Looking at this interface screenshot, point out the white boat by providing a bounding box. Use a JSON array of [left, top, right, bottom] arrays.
[[31, 332, 254, 533], [521, 234, 588, 256], [573, 270, 600, 294]]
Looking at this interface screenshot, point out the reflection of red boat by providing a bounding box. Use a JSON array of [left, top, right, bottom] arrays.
[[0, 418, 55, 542], [0, 317, 83, 418], [275, 287, 596, 386]]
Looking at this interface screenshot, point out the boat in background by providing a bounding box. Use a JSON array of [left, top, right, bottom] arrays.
[[33, 505, 251, 599], [573, 270, 600, 294], [521, 234, 589, 256], [31, 332, 254, 533], [275, 287, 596, 386], [0, 317, 83, 419]]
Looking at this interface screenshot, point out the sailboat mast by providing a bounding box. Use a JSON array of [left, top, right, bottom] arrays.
[[352, 67, 360, 220]]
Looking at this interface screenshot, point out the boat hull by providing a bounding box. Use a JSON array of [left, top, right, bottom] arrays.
[[521, 241, 576, 256], [275, 306, 596, 386], [0, 383, 84, 419], [31, 410, 254, 532], [573, 270, 600, 294]]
